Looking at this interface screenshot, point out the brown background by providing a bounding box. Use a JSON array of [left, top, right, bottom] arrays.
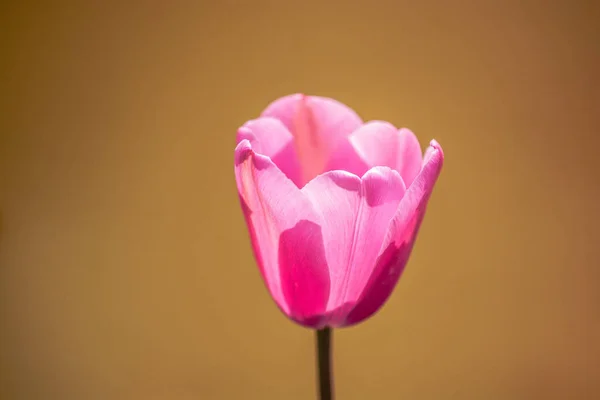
[[1, 1, 599, 399]]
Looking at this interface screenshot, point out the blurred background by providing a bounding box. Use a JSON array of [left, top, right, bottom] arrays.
[[1, 1, 599, 399]]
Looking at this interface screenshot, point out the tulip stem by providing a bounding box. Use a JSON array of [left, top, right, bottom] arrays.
[[316, 327, 333, 400]]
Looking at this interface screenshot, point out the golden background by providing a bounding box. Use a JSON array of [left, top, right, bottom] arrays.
[[1, 1, 599, 399]]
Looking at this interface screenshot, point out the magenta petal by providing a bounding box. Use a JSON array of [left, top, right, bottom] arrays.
[[237, 117, 302, 187], [278, 219, 330, 327], [234, 140, 331, 326], [343, 140, 444, 326], [261, 94, 363, 186], [348, 121, 423, 187], [301, 167, 406, 327]]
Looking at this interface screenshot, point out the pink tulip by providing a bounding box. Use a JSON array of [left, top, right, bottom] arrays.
[[235, 94, 444, 328]]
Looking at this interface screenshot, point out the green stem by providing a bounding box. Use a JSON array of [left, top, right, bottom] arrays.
[[316, 327, 333, 400]]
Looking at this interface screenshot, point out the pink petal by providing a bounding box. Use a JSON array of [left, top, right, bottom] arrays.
[[343, 140, 444, 326], [234, 140, 330, 327], [261, 94, 363, 186], [236, 117, 302, 187], [301, 167, 406, 327], [345, 121, 424, 187], [278, 219, 330, 328]]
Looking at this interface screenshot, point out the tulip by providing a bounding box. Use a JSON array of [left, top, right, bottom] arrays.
[[235, 94, 444, 329]]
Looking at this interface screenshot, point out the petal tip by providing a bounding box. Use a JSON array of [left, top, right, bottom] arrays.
[[361, 165, 396, 180], [429, 139, 443, 154], [234, 139, 253, 166], [424, 139, 444, 166]]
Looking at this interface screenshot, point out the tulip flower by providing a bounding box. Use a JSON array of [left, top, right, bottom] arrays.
[[235, 94, 443, 399], [235, 93, 443, 327]]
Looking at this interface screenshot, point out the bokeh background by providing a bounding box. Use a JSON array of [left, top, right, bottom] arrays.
[[1, 1, 599, 399]]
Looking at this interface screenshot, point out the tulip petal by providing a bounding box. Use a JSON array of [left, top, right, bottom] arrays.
[[261, 94, 363, 186], [236, 117, 302, 187], [345, 121, 423, 187], [278, 219, 330, 327], [343, 140, 444, 326], [301, 167, 406, 327], [234, 139, 330, 326]]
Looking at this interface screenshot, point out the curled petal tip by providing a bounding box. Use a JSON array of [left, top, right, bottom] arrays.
[[234, 139, 253, 166], [235, 137, 253, 150], [237, 121, 264, 147], [426, 139, 444, 163], [360, 165, 396, 180], [429, 139, 443, 153]]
